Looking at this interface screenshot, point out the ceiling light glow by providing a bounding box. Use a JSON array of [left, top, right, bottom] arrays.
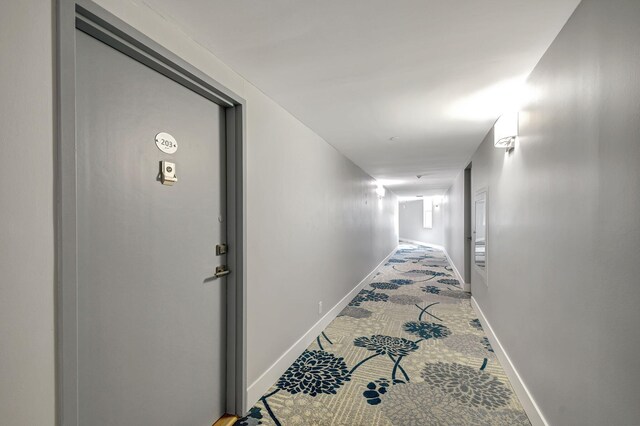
[[448, 77, 533, 121], [374, 179, 407, 186]]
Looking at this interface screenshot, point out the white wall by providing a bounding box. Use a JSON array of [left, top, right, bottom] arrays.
[[443, 171, 466, 281], [0, 1, 56, 425], [0, 0, 399, 423], [466, 1, 640, 424], [398, 199, 444, 246]]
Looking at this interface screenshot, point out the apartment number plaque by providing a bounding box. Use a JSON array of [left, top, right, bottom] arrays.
[[155, 132, 178, 154]]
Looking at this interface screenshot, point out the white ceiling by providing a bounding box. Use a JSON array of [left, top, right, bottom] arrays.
[[142, 0, 580, 196]]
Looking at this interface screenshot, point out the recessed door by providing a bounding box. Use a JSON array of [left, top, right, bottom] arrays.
[[75, 29, 226, 425], [463, 165, 472, 284]]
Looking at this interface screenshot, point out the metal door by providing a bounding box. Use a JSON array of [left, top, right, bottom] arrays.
[[75, 29, 227, 425]]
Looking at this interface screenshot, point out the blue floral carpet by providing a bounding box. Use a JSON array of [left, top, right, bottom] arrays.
[[236, 243, 530, 425]]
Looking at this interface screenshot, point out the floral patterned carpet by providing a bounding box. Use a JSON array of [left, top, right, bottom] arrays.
[[236, 243, 530, 426]]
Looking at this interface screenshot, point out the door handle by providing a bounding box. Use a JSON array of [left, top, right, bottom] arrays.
[[215, 265, 230, 278]]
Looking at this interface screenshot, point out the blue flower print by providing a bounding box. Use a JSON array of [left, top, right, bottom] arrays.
[[406, 269, 446, 277], [354, 335, 419, 357], [371, 282, 400, 290], [469, 319, 483, 330], [349, 289, 389, 306], [437, 278, 460, 286], [277, 350, 350, 396], [422, 285, 441, 294], [481, 337, 494, 353], [403, 321, 451, 340], [236, 406, 263, 426], [390, 279, 414, 286]]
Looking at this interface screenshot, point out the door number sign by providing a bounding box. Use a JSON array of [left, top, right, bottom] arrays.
[[155, 132, 178, 154]]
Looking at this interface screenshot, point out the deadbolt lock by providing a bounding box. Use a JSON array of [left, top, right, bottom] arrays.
[[160, 160, 177, 186], [216, 243, 228, 255]]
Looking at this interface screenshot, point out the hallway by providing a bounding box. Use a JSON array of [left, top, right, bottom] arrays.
[[237, 244, 528, 426], [3, 0, 640, 424]]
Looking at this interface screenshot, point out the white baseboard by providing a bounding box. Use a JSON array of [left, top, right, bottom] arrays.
[[245, 245, 398, 407], [399, 237, 436, 247], [441, 247, 470, 292], [399, 239, 470, 292], [471, 297, 548, 426]]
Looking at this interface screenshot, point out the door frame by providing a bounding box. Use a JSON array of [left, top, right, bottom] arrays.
[[472, 187, 489, 286], [55, 1, 247, 423], [463, 163, 472, 288]]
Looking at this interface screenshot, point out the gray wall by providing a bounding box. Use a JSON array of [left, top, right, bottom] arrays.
[[0, 1, 56, 425], [399, 199, 444, 246], [0, 0, 398, 423], [466, 1, 640, 424], [244, 82, 399, 387], [443, 171, 466, 281]]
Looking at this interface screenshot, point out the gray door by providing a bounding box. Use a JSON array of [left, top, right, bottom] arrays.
[[75, 29, 226, 425]]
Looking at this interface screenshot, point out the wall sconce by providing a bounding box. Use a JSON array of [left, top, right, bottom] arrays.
[[493, 111, 518, 151], [376, 184, 386, 199]]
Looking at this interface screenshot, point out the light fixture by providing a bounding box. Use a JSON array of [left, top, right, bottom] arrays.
[[376, 184, 386, 198], [493, 111, 518, 151]]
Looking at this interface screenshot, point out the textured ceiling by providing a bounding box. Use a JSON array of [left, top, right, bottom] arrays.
[[142, 0, 580, 196]]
